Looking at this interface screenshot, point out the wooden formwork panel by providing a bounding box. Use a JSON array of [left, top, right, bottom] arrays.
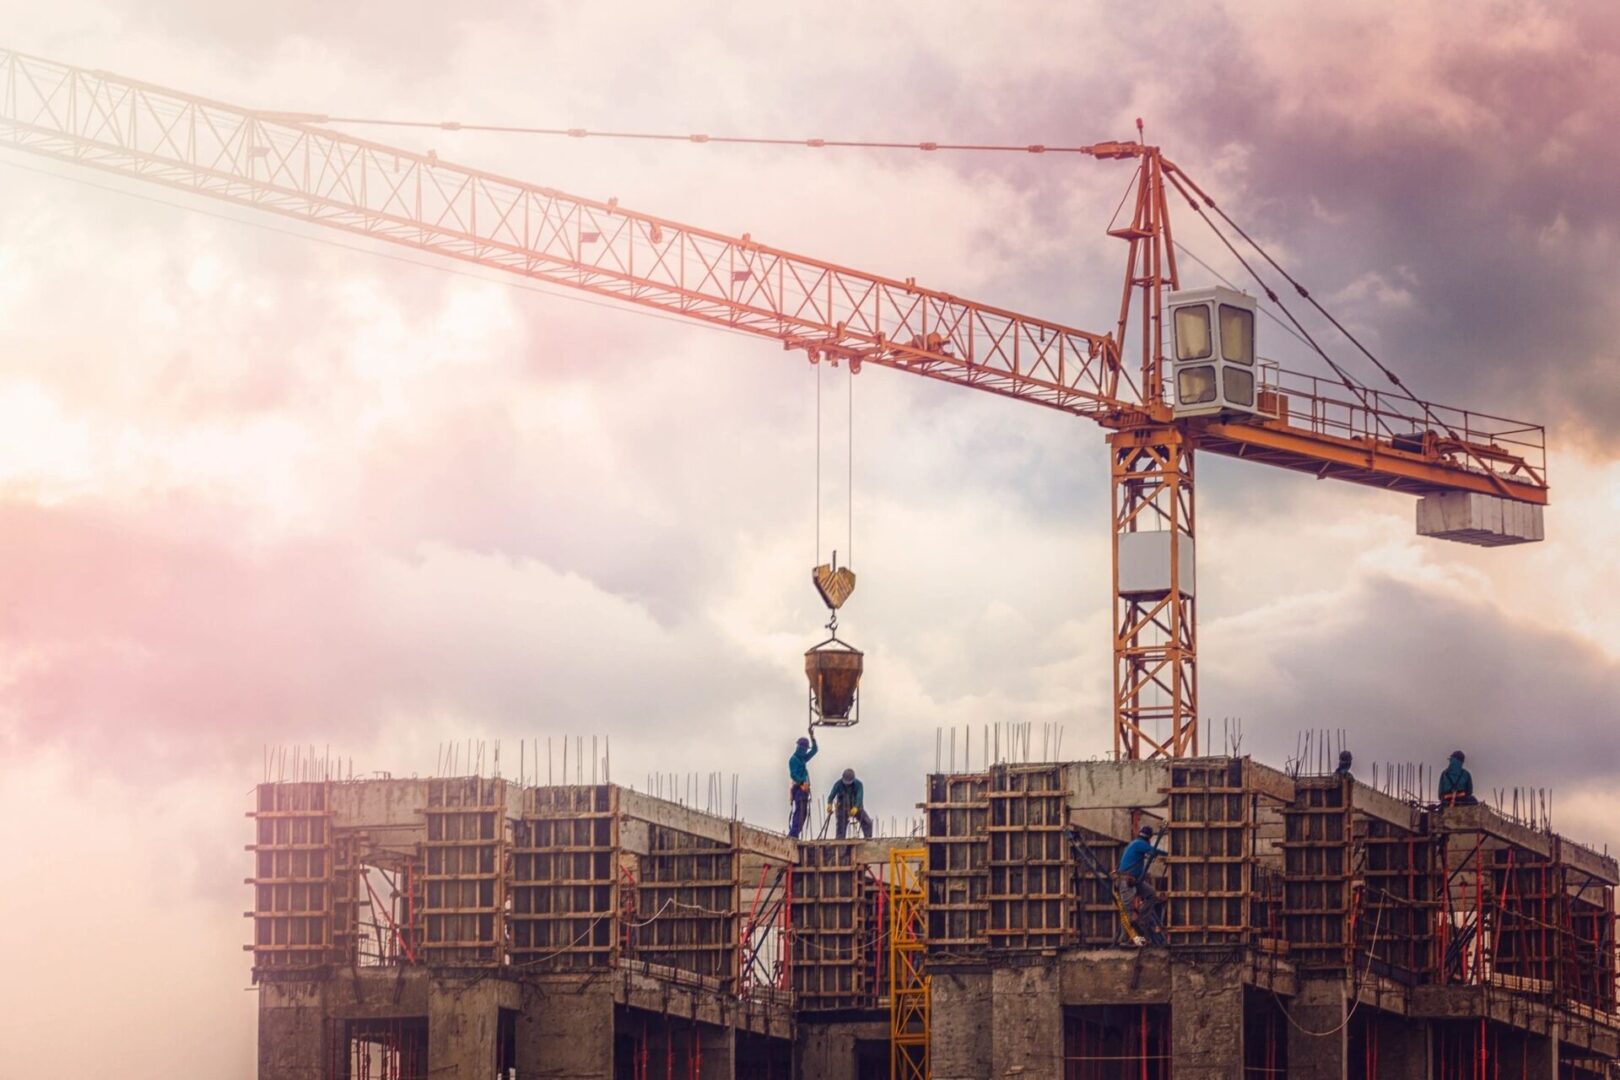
[[925, 773, 988, 954], [634, 823, 737, 989], [511, 785, 618, 972], [422, 776, 507, 966], [791, 842, 869, 1009], [1167, 759, 1254, 945], [1281, 779, 1352, 970], [987, 764, 1072, 951], [1360, 818, 1435, 983], [246, 782, 335, 975]]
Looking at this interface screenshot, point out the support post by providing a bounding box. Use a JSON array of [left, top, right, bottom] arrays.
[[1111, 425, 1197, 760]]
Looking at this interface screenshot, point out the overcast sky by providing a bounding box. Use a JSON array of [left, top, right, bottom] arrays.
[[2, 3, 1618, 1075]]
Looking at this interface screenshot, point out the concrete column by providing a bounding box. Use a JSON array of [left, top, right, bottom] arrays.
[[1171, 962, 1244, 1080], [516, 979, 615, 1079], [1287, 978, 1348, 1080], [258, 981, 326, 1080], [1520, 1028, 1559, 1080], [991, 962, 1063, 1080], [429, 978, 514, 1079], [931, 970, 993, 1080], [1370, 1012, 1430, 1080], [795, 1023, 857, 1080], [696, 1021, 735, 1080]]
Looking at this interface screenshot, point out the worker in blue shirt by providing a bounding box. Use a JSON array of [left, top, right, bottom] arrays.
[[826, 768, 873, 839], [787, 733, 818, 838], [1115, 825, 1163, 939], [1438, 750, 1476, 806]]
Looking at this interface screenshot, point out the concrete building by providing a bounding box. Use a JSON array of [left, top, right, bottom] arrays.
[[249, 758, 1620, 1077]]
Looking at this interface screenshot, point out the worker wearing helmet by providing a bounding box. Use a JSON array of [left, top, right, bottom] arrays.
[[826, 768, 873, 839], [1438, 750, 1476, 807], [1114, 824, 1164, 944], [787, 732, 818, 839]]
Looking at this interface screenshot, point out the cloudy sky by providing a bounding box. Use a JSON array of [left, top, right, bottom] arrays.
[[2, 3, 1618, 1075]]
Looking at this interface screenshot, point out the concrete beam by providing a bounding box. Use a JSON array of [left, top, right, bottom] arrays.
[[1433, 804, 1552, 857], [734, 820, 798, 863], [619, 788, 734, 845], [1059, 949, 1172, 1004], [1349, 781, 1420, 831], [1063, 760, 1171, 810]]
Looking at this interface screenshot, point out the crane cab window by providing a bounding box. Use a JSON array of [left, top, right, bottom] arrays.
[[1173, 305, 1212, 360], [1219, 304, 1254, 364], [1222, 366, 1255, 406], [1177, 365, 1217, 405]]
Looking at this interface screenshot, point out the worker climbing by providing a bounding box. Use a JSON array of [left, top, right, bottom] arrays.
[[826, 767, 873, 839], [1438, 749, 1476, 806], [1115, 824, 1166, 945], [787, 732, 819, 838]]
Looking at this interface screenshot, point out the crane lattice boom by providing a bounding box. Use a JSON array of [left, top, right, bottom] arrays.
[[0, 47, 1552, 759]]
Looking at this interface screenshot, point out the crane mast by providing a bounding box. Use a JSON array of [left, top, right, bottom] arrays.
[[0, 48, 1550, 760]]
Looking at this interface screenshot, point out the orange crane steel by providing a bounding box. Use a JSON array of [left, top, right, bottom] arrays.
[[0, 48, 1550, 760]]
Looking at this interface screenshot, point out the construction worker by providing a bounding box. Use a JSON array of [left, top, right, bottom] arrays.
[[1438, 750, 1476, 806], [787, 733, 818, 838], [1115, 825, 1163, 941], [1335, 750, 1354, 780], [826, 768, 873, 839]]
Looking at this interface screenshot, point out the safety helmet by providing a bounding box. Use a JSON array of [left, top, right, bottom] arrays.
[[796, 737, 810, 749], [842, 768, 856, 782], [1138, 825, 1153, 838], [1450, 750, 1465, 763]]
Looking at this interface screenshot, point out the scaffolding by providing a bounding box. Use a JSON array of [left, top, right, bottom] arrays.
[[889, 847, 929, 1080]]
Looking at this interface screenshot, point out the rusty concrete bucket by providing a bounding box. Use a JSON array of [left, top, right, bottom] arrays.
[[805, 635, 863, 727]]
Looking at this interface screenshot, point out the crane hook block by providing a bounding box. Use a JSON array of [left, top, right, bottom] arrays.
[[813, 564, 857, 610], [806, 636, 863, 728]]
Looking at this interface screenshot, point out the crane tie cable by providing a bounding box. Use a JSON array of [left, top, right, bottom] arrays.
[[292, 114, 1118, 156]]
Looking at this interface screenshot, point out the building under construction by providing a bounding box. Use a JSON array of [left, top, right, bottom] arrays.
[[250, 755, 1620, 1078]]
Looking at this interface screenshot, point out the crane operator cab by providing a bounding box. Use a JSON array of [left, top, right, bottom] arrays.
[[805, 556, 862, 728], [1168, 286, 1261, 420]]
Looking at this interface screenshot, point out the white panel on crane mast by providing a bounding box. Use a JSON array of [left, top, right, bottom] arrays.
[[1117, 532, 1196, 597]]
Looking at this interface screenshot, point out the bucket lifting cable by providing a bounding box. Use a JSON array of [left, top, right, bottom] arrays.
[[805, 358, 863, 729]]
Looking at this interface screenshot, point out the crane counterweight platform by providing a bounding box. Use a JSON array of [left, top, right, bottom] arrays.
[[0, 46, 1550, 760]]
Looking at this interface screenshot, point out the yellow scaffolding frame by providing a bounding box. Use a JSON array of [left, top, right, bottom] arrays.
[[889, 847, 929, 1080]]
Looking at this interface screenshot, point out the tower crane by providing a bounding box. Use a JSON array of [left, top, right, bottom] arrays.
[[0, 48, 1550, 759]]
